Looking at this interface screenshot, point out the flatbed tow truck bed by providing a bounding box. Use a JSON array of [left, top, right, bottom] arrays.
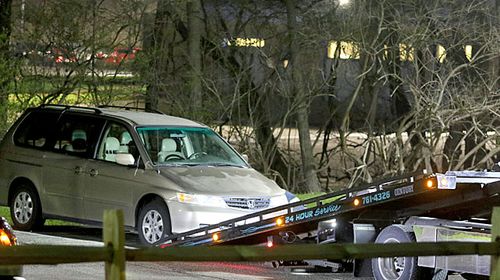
[[162, 171, 500, 279]]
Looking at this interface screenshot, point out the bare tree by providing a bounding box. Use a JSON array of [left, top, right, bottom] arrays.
[[5, 0, 149, 112], [187, 0, 203, 115], [285, 0, 321, 192], [305, 0, 499, 189]]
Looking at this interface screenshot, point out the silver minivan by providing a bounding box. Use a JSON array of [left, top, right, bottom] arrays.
[[0, 105, 290, 245]]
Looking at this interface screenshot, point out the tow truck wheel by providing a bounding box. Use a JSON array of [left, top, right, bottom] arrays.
[[371, 225, 424, 280], [138, 199, 171, 246]]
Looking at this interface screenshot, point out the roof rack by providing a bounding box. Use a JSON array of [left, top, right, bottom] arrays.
[[97, 105, 164, 115], [38, 104, 102, 114]]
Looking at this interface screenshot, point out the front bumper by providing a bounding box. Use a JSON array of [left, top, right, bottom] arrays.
[[167, 201, 285, 233]]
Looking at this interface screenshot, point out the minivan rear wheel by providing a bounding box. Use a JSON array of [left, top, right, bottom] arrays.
[[138, 199, 171, 246], [10, 185, 44, 230]]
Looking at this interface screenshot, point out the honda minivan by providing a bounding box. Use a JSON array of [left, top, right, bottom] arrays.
[[0, 105, 290, 245]]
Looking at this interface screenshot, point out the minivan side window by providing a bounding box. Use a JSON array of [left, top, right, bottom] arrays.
[[53, 114, 104, 158], [97, 122, 140, 163], [14, 111, 59, 149]]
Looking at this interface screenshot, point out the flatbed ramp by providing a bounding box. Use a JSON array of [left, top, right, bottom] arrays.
[[162, 171, 500, 247]]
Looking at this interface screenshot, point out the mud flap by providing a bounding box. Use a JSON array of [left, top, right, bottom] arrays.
[[352, 224, 377, 277]]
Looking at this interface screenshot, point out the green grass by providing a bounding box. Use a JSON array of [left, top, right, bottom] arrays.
[[0, 206, 79, 227], [0, 207, 12, 224]]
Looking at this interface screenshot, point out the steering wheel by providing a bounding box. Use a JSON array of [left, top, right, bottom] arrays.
[[165, 154, 185, 161], [188, 152, 207, 159]]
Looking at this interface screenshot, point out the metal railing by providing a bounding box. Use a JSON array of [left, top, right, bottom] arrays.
[[1, 208, 500, 280]]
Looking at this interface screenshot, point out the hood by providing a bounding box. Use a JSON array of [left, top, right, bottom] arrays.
[[158, 166, 284, 196]]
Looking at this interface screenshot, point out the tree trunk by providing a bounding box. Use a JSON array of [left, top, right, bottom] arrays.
[[148, 2, 292, 187], [0, 0, 12, 135], [285, 0, 321, 193], [146, 0, 171, 112], [187, 0, 203, 116], [492, 0, 500, 90]]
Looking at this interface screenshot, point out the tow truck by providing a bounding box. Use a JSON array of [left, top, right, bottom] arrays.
[[162, 171, 500, 279]]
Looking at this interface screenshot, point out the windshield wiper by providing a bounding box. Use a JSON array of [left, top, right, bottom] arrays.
[[157, 163, 185, 167], [207, 163, 245, 168]]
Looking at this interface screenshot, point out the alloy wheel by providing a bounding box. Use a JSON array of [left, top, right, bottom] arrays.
[[13, 191, 33, 224], [142, 209, 164, 244]]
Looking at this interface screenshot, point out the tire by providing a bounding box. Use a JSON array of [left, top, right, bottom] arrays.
[[137, 199, 171, 246], [9, 184, 44, 231], [371, 225, 425, 280]]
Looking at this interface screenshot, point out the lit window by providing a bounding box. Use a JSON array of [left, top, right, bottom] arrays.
[[399, 44, 414, 62], [339, 0, 351, 6], [464, 45, 472, 61], [283, 59, 289, 68], [226, 38, 265, 48], [436, 44, 446, 63], [327, 41, 360, 59]]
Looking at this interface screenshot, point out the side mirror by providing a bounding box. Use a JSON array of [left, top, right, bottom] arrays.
[[115, 153, 135, 166]]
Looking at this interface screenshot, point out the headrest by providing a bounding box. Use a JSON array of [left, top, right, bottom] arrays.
[[121, 132, 132, 145], [72, 129, 87, 141], [105, 137, 120, 150], [161, 138, 177, 152]]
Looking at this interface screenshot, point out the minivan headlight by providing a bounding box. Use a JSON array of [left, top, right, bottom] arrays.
[[176, 193, 227, 207], [269, 194, 289, 207]]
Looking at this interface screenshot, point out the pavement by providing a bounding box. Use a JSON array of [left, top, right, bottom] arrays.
[[13, 229, 468, 280], [13, 229, 368, 280]]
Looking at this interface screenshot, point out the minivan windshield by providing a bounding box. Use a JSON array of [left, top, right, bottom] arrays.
[[137, 126, 247, 167]]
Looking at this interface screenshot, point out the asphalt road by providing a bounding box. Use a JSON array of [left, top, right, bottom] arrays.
[[14, 225, 467, 280], [14, 225, 369, 280]]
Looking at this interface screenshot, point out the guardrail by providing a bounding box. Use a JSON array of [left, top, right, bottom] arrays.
[[1, 208, 500, 280]]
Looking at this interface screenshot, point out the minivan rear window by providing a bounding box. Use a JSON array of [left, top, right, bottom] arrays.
[[52, 114, 105, 158], [14, 111, 59, 149]]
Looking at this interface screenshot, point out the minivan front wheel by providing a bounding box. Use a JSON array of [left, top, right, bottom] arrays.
[[10, 185, 44, 230], [138, 199, 171, 246]]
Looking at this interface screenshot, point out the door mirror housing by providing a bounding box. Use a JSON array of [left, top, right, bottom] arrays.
[[115, 153, 135, 166]]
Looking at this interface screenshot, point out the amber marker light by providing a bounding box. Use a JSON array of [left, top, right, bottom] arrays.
[[353, 198, 360, 206], [212, 232, 220, 242], [0, 230, 12, 246], [276, 217, 285, 227], [425, 178, 435, 189]]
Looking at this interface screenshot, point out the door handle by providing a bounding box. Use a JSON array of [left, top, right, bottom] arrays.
[[89, 169, 99, 177], [74, 166, 84, 175]]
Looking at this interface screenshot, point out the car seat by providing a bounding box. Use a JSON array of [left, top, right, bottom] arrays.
[[64, 129, 87, 152], [118, 131, 132, 153], [105, 137, 120, 162], [157, 138, 185, 162]]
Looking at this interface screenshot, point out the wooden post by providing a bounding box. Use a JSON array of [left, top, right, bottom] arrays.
[[103, 209, 126, 280], [490, 207, 500, 280]]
